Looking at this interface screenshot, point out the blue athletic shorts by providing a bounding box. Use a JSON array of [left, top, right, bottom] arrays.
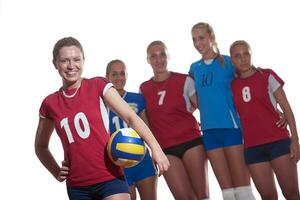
[[202, 128, 243, 151], [163, 137, 203, 158], [124, 148, 157, 186], [244, 138, 291, 164], [67, 178, 129, 200]]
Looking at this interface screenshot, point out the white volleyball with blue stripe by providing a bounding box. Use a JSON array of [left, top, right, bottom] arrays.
[[107, 128, 146, 168]]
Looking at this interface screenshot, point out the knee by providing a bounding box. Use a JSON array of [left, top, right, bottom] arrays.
[[173, 193, 197, 200], [195, 193, 210, 200], [195, 188, 209, 200], [180, 195, 197, 200]]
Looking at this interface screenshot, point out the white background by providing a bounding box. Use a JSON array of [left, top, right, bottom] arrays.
[[0, 0, 299, 199]]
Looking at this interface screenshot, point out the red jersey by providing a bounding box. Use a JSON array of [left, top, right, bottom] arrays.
[[39, 77, 123, 186], [231, 69, 290, 148], [140, 72, 201, 148]]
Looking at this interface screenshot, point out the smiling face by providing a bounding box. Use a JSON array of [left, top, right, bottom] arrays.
[[54, 45, 84, 88], [191, 26, 215, 59], [106, 61, 127, 92], [147, 43, 168, 75], [230, 41, 252, 74]]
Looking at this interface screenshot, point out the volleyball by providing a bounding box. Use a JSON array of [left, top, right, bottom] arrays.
[[107, 128, 146, 168]]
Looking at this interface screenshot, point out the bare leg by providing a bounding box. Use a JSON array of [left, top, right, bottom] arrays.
[[224, 144, 251, 187], [183, 144, 209, 199], [129, 186, 136, 200], [207, 148, 233, 189], [136, 176, 158, 200], [248, 161, 277, 200], [163, 155, 197, 200], [271, 154, 300, 200]]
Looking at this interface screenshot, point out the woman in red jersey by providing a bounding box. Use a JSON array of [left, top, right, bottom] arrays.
[[230, 40, 300, 200], [34, 37, 169, 200], [140, 40, 209, 200]]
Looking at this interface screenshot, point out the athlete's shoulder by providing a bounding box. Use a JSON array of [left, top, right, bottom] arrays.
[[42, 90, 60, 103], [190, 59, 202, 69], [87, 76, 111, 89], [220, 55, 232, 65], [39, 90, 61, 117], [191, 59, 202, 66], [89, 76, 110, 84], [140, 77, 153, 88], [231, 77, 240, 87], [222, 54, 231, 60], [254, 68, 276, 79], [170, 72, 193, 84], [125, 92, 145, 106], [126, 91, 143, 98], [171, 71, 188, 78], [189, 60, 202, 78], [258, 67, 284, 84], [257, 67, 276, 75]]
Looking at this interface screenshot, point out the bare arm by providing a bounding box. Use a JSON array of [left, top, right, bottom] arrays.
[[276, 109, 288, 129], [274, 86, 300, 162], [189, 93, 198, 112], [104, 87, 169, 175], [186, 76, 198, 112], [34, 117, 69, 181]]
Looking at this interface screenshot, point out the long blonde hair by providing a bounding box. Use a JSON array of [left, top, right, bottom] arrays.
[[191, 22, 225, 66]]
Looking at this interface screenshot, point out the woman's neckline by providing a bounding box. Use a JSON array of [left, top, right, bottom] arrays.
[[61, 79, 83, 98]]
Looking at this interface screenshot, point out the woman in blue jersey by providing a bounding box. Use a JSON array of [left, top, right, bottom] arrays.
[[105, 59, 157, 200], [189, 22, 256, 200]]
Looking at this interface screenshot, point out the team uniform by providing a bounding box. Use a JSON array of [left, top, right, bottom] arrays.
[[39, 77, 128, 199], [189, 55, 242, 151], [140, 72, 202, 157], [108, 91, 157, 186], [231, 69, 291, 164]]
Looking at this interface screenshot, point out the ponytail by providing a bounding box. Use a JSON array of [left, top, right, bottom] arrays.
[[214, 45, 225, 67]]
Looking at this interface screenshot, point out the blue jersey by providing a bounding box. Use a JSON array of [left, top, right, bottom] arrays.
[[109, 91, 145, 134], [108, 91, 157, 185], [189, 55, 240, 130]]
